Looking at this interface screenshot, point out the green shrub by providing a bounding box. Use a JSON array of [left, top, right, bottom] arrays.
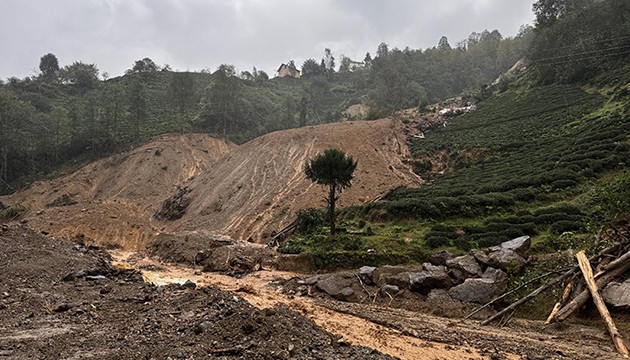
[[425, 236, 451, 249], [550, 220, 583, 234]]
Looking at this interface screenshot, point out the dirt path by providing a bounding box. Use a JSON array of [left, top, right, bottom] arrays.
[[112, 252, 624, 360], [112, 251, 486, 359]]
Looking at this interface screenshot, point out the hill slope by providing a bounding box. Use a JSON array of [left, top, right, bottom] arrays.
[[165, 110, 441, 241], [3, 134, 235, 248]]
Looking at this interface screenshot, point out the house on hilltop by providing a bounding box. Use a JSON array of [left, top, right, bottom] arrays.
[[277, 63, 301, 78]]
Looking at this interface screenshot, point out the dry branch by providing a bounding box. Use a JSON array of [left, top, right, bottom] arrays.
[[576, 251, 629, 357], [545, 275, 577, 324]]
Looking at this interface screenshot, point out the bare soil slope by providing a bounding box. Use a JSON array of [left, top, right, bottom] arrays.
[[3, 134, 235, 249], [2, 109, 441, 247], [166, 111, 437, 242]]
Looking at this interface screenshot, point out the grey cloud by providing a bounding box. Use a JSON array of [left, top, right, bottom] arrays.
[[0, 0, 534, 80]]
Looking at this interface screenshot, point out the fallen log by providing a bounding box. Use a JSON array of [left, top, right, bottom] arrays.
[[576, 250, 629, 357]]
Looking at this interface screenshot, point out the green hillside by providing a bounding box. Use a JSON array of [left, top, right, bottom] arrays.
[[280, 0, 630, 268]]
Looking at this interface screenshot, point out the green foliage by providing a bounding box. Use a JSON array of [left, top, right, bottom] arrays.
[[0, 203, 27, 220], [296, 208, 327, 234], [591, 171, 630, 222]]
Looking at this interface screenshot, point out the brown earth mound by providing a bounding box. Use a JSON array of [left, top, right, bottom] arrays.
[[0, 223, 395, 359], [2, 134, 235, 249], [1, 109, 443, 248], [164, 110, 442, 242]]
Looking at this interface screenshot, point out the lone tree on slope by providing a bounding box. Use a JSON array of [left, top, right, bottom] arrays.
[[304, 148, 357, 235]]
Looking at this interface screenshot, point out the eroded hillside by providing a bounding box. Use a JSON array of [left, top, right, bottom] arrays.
[[165, 110, 441, 242], [2, 110, 443, 248], [3, 134, 235, 249]]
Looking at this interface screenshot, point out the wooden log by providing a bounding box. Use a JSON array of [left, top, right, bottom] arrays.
[[553, 252, 630, 323], [545, 275, 576, 324], [576, 250, 629, 357], [595, 248, 630, 277]]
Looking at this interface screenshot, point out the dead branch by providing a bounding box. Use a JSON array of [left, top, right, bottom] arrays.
[[464, 269, 564, 321], [545, 275, 577, 324]]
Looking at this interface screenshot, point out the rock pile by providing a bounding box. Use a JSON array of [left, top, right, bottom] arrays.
[[308, 236, 531, 305]]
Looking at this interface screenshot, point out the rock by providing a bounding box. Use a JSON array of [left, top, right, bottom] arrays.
[[481, 267, 508, 295], [428, 250, 454, 266], [379, 285, 401, 297], [53, 303, 80, 313], [374, 266, 414, 287], [486, 249, 527, 272], [409, 268, 452, 295], [449, 278, 503, 304], [358, 266, 376, 285], [422, 262, 447, 272], [426, 289, 450, 301], [379, 272, 411, 288], [602, 281, 630, 308], [85, 275, 109, 281], [446, 255, 482, 278], [470, 249, 490, 266], [491, 236, 531, 258], [304, 276, 319, 285], [181, 280, 197, 290], [315, 273, 358, 301]]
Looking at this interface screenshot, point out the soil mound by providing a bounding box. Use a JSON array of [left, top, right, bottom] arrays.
[[164, 110, 441, 242], [2, 134, 235, 249]]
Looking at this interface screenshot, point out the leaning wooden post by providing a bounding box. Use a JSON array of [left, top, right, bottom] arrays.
[[576, 250, 629, 358]]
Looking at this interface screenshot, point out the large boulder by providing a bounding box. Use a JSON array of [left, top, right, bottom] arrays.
[[602, 281, 630, 308], [358, 266, 376, 285], [445, 255, 482, 278], [315, 273, 358, 302], [481, 267, 508, 295], [428, 250, 454, 266], [373, 265, 415, 287], [486, 249, 527, 272], [491, 236, 531, 258], [409, 268, 452, 295], [378, 272, 411, 288], [449, 278, 504, 304], [470, 249, 490, 267]]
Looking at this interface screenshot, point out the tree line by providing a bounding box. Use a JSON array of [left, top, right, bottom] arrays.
[[1, 21, 539, 193]]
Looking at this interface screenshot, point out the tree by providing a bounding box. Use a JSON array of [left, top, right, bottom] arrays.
[[128, 57, 159, 74], [58, 61, 99, 92], [532, 0, 590, 28], [304, 148, 357, 235], [437, 36, 452, 51], [39, 53, 59, 81], [301, 58, 323, 78]]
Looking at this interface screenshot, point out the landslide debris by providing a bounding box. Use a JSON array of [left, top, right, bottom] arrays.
[[0, 223, 394, 360], [1, 134, 235, 249]]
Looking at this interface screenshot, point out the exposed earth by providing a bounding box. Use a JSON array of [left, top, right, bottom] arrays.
[[1, 109, 440, 247], [1, 223, 625, 359], [1, 112, 628, 359]]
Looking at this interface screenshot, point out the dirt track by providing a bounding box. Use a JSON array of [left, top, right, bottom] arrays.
[[114, 250, 624, 360]]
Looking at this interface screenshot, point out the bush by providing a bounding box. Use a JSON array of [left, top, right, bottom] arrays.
[[296, 208, 326, 234], [425, 236, 451, 249], [550, 220, 583, 235]]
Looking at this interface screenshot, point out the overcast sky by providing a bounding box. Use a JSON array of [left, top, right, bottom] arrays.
[[0, 0, 535, 80]]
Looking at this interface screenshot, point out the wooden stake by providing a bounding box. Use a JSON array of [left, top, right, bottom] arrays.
[[576, 250, 629, 358]]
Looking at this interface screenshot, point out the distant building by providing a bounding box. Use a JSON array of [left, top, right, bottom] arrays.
[[277, 63, 301, 78]]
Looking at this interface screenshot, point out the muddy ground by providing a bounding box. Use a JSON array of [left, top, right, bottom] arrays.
[[1, 223, 627, 359]]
